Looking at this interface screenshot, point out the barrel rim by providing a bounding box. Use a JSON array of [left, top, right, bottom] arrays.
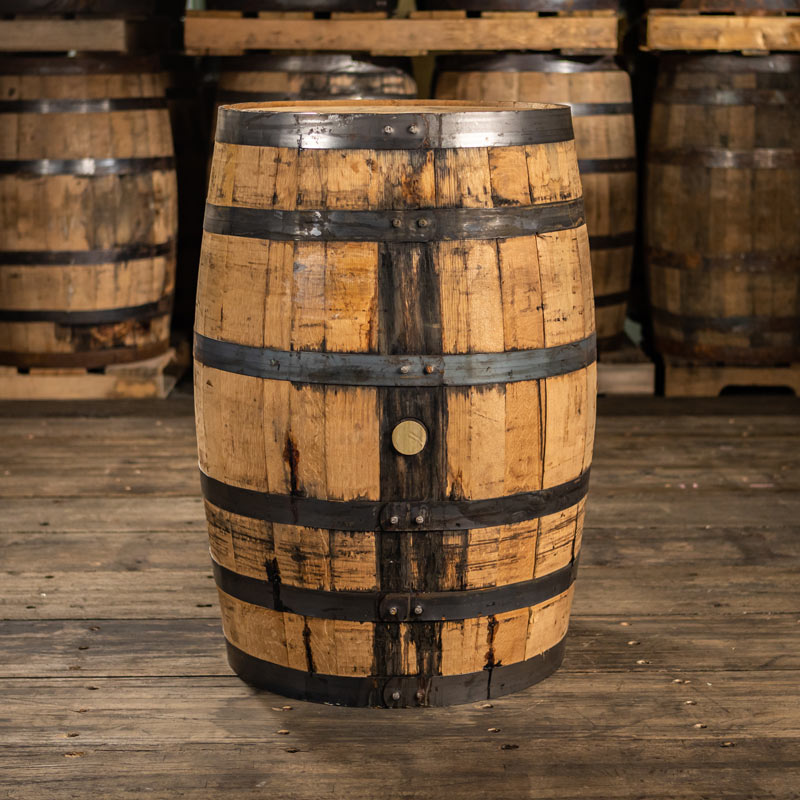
[[658, 53, 800, 74], [435, 53, 623, 74], [0, 54, 164, 75], [216, 53, 414, 75], [216, 100, 574, 150]]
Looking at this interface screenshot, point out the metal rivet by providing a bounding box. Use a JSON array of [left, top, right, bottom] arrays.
[[383, 125, 394, 135], [391, 218, 402, 228], [415, 515, 424, 525], [416, 690, 425, 701], [389, 515, 399, 525], [424, 364, 434, 374], [413, 605, 423, 615], [399, 365, 410, 374], [417, 218, 429, 228], [388, 606, 398, 616], [391, 690, 401, 701], [408, 124, 419, 134]]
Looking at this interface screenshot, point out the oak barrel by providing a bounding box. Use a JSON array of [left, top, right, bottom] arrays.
[[417, 0, 618, 9], [195, 100, 596, 707], [215, 54, 417, 110], [435, 54, 636, 351], [0, 55, 178, 368], [647, 55, 800, 365]]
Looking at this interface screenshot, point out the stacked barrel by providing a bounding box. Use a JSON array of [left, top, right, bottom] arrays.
[[424, 2, 636, 357], [645, 2, 800, 370], [0, 2, 182, 377]]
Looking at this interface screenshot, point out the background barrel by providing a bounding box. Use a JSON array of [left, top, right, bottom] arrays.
[[195, 100, 596, 707], [435, 54, 636, 352], [205, 0, 396, 11], [647, 54, 800, 365], [0, 55, 178, 368], [416, 0, 618, 9], [215, 54, 417, 108]]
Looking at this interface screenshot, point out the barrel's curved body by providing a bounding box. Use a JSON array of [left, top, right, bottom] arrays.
[[0, 56, 177, 368], [647, 55, 800, 365], [435, 55, 635, 351], [195, 100, 596, 707], [216, 55, 417, 107]]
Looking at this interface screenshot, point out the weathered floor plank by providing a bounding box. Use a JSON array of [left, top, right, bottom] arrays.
[[0, 398, 798, 799], [1, 616, 797, 679]]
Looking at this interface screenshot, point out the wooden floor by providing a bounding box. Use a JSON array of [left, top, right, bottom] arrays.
[[2, 392, 799, 799]]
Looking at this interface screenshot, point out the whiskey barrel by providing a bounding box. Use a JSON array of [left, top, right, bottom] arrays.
[[647, 54, 800, 365], [195, 100, 596, 707], [435, 54, 635, 351], [216, 54, 417, 109], [0, 55, 177, 368]]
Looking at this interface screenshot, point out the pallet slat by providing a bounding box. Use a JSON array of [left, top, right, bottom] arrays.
[[184, 13, 620, 55], [664, 363, 800, 397], [0, 348, 185, 401], [645, 11, 800, 51]]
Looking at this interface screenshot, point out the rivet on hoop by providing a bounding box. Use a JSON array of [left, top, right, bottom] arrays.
[[417, 218, 429, 228], [416, 690, 425, 701], [389, 515, 399, 525], [408, 124, 419, 134], [391, 690, 401, 701], [413, 605, 424, 615], [388, 606, 399, 616], [383, 125, 394, 135], [391, 218, 402, 228], [415, 515, 425, 525], [399, 365, 410, 374], [424, 364, 434, 374]]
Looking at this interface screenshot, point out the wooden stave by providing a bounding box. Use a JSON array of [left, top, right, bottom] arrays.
[[196, 103, 596, 706], [0, 55, 178, 369], [432, 54, 636, 352], [417, 0, 619, 10], [646, 54, 800, 366]]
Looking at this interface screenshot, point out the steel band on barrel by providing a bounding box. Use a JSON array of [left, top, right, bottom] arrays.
[[214, 557, 577, 623], [589, 231, 635, 250], [648, 148, 800, 169], [0, 294, 173, 325], [0, 98, 168, 114], [594, 291, 629, 309], [0, 156, 175, 176], [218, 54, 411, 74], [652, 307, 800, 333], [200, 468, 590, 532], [194, 331, 596, 387], [215, 104, 575, 150], [578, 157, 636, 173], [226, 638, 566, 707], [203, 198, 585, 243], [648, 247, 800, 274], [656, 88, 800, 106], [0, 241, 174, 266], [436, 53, 620, 74]]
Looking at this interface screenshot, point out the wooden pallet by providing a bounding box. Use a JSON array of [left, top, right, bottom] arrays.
[[644, 9, 800, 52], [184, 9, 620, 56], [663, 362, 800, 397], [0, 347, 187, 401], [597, 339, 655, 396], [0, 16, 175, 53]]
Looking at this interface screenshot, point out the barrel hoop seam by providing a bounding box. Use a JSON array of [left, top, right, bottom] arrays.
[[0, 241, 175, 266], [0, 156, 175, 176], [203, 198, 586, 242], [214, 556, 577, 623], [199, 468, 590, 532], [0, 294, 173, 325], [193, 331, 596, 387]]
